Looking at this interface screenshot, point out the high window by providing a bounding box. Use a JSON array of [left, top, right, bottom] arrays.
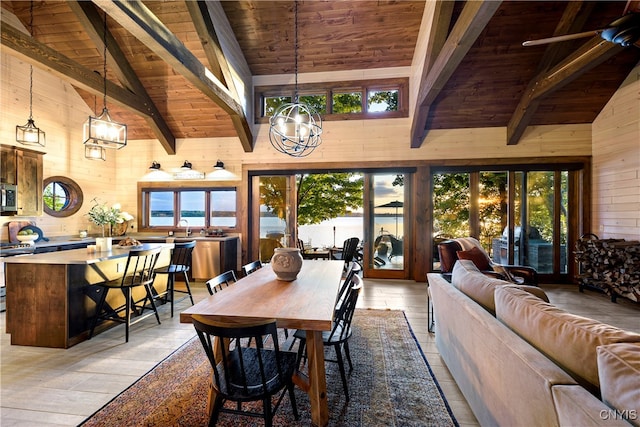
[[257, 78, 408, 122]]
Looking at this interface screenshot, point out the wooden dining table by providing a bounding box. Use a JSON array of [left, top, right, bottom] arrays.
[[180, 260, 345, 427]]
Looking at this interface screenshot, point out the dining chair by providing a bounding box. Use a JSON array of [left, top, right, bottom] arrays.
[[242, 260, 263, 276], [335, 262, 362, 310], [294, 274, 363, 401], [89, 246, 162, 343], [192, 315, 299, 426], [332, 237, 361, 270], [153, 240, 196, 317], [205, 270, 238, 295]]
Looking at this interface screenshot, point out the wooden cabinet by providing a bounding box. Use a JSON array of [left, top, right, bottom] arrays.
[[0, 146, 17, 184], [0, 145, 43, 216]]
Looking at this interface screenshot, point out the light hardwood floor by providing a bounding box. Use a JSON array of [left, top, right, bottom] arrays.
[[1, 279, 639, 426]]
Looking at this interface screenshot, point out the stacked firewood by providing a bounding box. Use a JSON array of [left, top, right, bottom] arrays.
[[575, 238, 640, 303]]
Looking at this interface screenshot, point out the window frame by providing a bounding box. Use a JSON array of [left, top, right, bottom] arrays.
[[256, 77, 408, 123], [43, 176, 83, 217], [138, 182, 239, 233]]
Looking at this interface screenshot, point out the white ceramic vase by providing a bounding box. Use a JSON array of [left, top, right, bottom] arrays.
[[271, 247, 303, 281], [95, 237, 113, 252]]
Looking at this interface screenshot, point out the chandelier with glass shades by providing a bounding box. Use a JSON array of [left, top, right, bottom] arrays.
[[268, 1, 322, 157], [16, 1, 45, 147], [83, 9, 126, 160]]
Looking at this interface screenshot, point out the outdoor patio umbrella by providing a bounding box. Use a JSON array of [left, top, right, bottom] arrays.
[[376, 200, 403, 237]]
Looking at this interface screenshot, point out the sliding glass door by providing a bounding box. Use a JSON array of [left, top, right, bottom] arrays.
[[432, 167, 571, 280], [364, 173, 407, 278], [249, 171, 412, 279], [253, 175, 297, 263], [513, 171, 568, 274]]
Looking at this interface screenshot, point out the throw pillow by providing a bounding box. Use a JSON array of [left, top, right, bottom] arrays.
[[597, 343, 640, 425], [457, 246, 491, 271]]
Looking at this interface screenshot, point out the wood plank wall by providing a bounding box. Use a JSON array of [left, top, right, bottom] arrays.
[[592, 63, 640, 240], [1, 52, 119, 240]]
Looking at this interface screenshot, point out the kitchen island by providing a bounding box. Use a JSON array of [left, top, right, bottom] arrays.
[[3, 243, 172, 348]]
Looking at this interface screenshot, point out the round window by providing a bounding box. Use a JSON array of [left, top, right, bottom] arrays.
[[43, 176, 83, 217]]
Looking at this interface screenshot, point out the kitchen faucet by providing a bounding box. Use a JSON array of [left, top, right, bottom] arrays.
[[178, 219, 190, 237]]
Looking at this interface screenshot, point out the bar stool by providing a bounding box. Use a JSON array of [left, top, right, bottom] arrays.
[[89, 246, 162, 343], [154, 240, 196, 317]]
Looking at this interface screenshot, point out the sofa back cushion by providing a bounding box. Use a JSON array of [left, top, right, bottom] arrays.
[[597, 343, 640, 426], [452, 260, 548, 314], [495, 285, 640, 393]]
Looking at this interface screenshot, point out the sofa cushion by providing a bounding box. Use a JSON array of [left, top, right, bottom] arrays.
[[552, 385, 635, 427], [451, 260, 549, 314], [456, 246, 491, 271], [495, 285, 640, 393], [597, 343, 640, 426]]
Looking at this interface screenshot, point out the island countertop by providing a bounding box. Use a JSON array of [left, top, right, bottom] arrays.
[[2, 243, 172, 265]]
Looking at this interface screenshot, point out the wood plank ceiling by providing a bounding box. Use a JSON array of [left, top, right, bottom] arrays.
[[2, 1, 639, 153]]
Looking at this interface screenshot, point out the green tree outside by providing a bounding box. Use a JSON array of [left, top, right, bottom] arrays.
[[259, 173, 364, 229]]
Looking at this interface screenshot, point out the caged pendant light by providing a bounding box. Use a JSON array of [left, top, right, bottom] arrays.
[[16, 1, 45, 147], [83, 9, 126, 157], [268, 1, 322, 157]]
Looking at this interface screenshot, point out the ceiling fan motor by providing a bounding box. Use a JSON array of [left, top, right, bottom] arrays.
[[601, 13, 640, 47]]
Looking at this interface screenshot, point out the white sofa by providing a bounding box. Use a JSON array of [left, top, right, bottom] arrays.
[[427, 260, 640, 427]]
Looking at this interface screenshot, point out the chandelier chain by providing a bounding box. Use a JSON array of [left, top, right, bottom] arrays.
[[102, 9, 107, 110], [294, 0, 298, 102], [28, 1, 34, 119]]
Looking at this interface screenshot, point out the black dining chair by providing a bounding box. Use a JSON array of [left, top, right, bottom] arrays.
[[206, 270, 238, 295], [294, 273, 363, 401], [242, 260, 263, 276], [89, 246, 162, 343], [192, 315, 299, 427], [154, 240, 196, 317], [335, 262, 362, 311], [332, 237, 361, 270]]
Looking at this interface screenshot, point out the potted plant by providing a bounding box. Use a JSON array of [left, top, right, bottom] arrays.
[[87, 198, 132, 251]]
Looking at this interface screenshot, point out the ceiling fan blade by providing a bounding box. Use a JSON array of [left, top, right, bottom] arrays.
[[522, 30, 601, 47]]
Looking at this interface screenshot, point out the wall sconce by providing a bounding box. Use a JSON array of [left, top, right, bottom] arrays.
[[142, 160, 171, 181], [207, 159, 237, 180], [85, 144, 106, 161], [181, 160, 192, 170]]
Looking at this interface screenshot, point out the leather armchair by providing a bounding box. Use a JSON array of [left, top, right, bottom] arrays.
[[437, 238, 538, 285]]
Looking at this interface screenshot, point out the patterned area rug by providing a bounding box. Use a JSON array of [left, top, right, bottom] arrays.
[[81, 309, 458, 426]]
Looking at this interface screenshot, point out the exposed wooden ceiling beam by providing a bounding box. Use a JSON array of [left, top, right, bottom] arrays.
[[185, 1, 229, 89], [535, 1, 596, 73], [410, 0, 502, 148], [1, 19, 153, 118], [410, 1, 454, 151], [94, 0, 254, 152], [506, 2, 594, 147], [185, 0, 253, 152], [69, 1, 175, 154], [507, 36, 624, 145]]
